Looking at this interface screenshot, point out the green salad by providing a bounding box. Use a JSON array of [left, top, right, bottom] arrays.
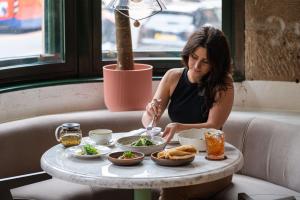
[[80, 144, 99, 155], [131, 137, 155, 147], [118, 151, 136, 159]]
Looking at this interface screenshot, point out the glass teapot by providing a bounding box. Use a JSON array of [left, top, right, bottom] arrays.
[[55, 123, 82, 147]]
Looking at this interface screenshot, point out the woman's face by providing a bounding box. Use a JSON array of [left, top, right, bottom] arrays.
[[187, 47, 211, 83]]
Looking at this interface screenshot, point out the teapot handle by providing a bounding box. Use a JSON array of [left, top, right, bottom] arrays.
[[55, 125, 63, 142]]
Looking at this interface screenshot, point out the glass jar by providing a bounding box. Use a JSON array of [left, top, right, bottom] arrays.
[[55, 123, 82, 147]]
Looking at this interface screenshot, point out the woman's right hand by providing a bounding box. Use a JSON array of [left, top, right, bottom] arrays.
[[162, 122, 178, 143], [146, 98, 162, 118]]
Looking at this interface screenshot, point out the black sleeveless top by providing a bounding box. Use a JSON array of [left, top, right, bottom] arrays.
[[168, 68, 208, 123]]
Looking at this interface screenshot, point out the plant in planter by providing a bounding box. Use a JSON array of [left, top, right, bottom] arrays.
[[103, 0, 166, 111]]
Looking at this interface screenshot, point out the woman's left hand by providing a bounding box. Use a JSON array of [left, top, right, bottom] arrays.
[[162, 123, 179, 143]]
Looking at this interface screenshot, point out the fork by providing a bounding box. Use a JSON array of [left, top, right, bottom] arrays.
[[146, 115, 157, 137]]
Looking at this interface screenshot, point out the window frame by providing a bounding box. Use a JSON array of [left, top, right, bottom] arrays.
[[100, 0, 243, 79], [0, 0, 243, 88], [0, 0, 78, 86]]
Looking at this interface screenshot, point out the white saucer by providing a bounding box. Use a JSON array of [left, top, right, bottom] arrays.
[[82, 138, 115, 147], [100, 140, 115, 147]]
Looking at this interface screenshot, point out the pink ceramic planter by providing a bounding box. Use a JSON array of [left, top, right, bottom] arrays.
[[103, 63, 153, 111]]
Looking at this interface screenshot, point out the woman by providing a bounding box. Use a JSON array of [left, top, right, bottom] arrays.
[[142, 26, 234, 200]]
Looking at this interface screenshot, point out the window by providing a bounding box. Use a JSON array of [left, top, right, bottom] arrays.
[[0, 0, 239, 87], [102, 0, 222, 52], [0, 0, 77, 85], [101, 0, 223, 76], [0, 0, 44, 58]]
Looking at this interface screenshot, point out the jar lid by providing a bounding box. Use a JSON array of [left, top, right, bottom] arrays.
[[62, 123, 80, 129]]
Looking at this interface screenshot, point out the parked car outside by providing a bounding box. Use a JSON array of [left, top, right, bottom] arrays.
[[137, 0, 221, 50]]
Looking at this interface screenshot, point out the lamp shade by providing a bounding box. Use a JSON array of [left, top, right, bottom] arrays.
[[104, 0, 166, 11]]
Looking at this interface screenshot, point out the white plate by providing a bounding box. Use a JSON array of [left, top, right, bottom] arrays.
[[67, 145, 111, 159]]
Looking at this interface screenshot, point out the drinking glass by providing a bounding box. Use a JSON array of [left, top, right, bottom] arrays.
[[204, 129, 225, 160]]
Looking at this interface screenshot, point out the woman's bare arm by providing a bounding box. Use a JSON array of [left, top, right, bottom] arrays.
[[163, 79, 234, 142], [142, 68, 183, 127]]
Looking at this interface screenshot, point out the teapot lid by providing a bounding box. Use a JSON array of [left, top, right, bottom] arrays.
[[62, 123, 80, 129]]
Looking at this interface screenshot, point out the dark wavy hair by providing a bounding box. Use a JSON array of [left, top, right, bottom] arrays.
[[181, 26, 232, 118]]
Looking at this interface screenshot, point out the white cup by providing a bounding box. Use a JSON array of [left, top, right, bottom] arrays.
[[88, 129, 112, 145]]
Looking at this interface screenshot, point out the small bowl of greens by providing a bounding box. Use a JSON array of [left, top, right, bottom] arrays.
[[108, 151, 144, 166], [116, 136, 167, 155]]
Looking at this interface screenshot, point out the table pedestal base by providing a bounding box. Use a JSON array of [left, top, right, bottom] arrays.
[[134, 189, 151, 200]]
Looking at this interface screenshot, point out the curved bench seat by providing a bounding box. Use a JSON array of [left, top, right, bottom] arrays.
[[1, 110, 300, 200], [0, 110, 170, 200]]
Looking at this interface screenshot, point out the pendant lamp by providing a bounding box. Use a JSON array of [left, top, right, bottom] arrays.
[[104, 0, 167, 27]]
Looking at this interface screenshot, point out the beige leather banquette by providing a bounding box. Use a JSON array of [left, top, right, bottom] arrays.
[[0, 110, 170, 200], [1, 110, 300, 200], [214, 115, 300, 200]]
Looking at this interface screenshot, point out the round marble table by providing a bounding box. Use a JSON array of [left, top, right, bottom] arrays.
[[41, 133, 244, 200]]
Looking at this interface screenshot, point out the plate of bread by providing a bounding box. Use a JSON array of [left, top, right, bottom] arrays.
[[151, 145, 197, 166]]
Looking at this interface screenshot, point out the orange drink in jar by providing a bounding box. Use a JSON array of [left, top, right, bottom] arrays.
[[204, 129, 225, 160]]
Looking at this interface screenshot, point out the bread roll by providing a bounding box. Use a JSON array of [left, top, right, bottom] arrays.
[[168, 154, 195, 160], [157, 145, 197, 160], [175, 145, 197, 154]]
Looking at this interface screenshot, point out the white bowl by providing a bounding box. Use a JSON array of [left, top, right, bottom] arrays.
[[116, 136, 167, 155], [177, 128, 208, 152], [129, 127, 162, 137]]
